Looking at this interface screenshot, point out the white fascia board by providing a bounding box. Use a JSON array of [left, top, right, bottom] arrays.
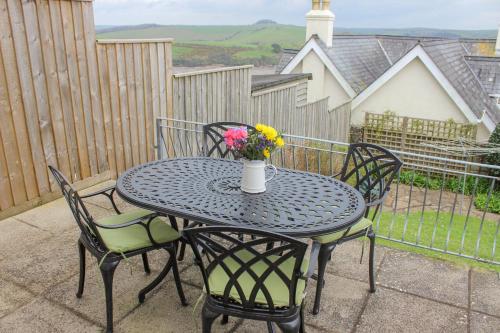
[[352, 45, 481, 126], [483, 114, 496, 132], [281, 39, 356, 98]]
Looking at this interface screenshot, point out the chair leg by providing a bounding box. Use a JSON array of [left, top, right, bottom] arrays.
[[76, 240, 86, 298], [276, 316, 301, 333], [221, 315, 229, 325], [299, 306, 305, 333], [178, 219, 189, 261], [138, 252, 174, 303], [171, 250, 188, 306], [313, 243, 336, 315], [266, 321, 275, 333], [201, 304, 219, 333], [141, 253, 151, 274], [99, 260, 120, 333], [368, 231, 376, 293]]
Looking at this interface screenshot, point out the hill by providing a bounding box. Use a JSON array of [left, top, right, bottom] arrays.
[[96, 24, 497, 67]]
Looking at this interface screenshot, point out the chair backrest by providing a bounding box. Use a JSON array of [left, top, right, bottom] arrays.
[[202, 122, 256, 158], [183, 226, 308, 314], [339, 143, 403, 220], [48, 166, 106, 252]]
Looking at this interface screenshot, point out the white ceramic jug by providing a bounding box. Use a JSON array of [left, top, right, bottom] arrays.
[[240, 159, 277, 194]]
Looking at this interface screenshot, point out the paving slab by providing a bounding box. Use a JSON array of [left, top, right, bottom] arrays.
[[115, 284, 235, 333], [326, 239, 387, 283], [0, 217, 53, 259], [377, 249, 469, 307], [0, 278, 35, 319], [303, 273, 368, 332], [0, 229, 81, 294], [44, 259, 181, 327], [14, 196, 110, 234], [356, 287, 468, 333], [470, 269, 500, 316], [470, 312, 500, 333], [0, 297, 102, 332]]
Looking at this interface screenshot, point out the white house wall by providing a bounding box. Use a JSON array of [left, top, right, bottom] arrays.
[[301, 50, 350, 109]]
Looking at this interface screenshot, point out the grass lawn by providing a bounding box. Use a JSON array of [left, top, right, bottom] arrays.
[[374, 211, 500, 271]]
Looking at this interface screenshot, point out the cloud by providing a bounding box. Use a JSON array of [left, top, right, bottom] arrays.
[[93, 0, 500, 29]]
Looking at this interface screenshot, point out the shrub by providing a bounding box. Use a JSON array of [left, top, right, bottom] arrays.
[[485, 124, 500, 178], [474, 192, 500, 214]]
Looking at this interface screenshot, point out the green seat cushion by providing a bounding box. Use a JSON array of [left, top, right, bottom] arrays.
[[314, 218, 373, 244], [207, 249, 308, 307], [96, 209, 180, 253]]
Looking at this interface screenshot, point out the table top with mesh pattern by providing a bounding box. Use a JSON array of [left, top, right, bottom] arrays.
[[116, 158, 365, 237]]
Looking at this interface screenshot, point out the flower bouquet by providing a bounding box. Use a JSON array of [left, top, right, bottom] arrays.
[[224, 124, 285, 193]]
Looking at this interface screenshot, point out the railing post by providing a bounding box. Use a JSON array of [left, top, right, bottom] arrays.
[[156, 118, 163, 160]]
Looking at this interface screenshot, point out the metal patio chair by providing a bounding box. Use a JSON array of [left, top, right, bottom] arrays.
[[49, 166, 187, 333], [183, 226, 319, 333], [311, 143, 403, 314]]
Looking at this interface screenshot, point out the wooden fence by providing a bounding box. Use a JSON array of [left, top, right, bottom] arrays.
[[172, 66, 252, 123], [0, 0, 172, 217], [362, 112, 479, 170]]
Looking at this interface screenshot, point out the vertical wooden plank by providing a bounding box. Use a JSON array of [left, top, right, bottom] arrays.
[[48, 0, 80, 181], [124, 43, 139, 165], [7, 0, 50, 194], [149, 43, 159, 150], [0, 129, 13, 210], [37, 0, 71, 179], [0, 45, 25, 205], [22, 0, 58, 190], [0, 0, 38, 200], [141, 43, 154, 161], [96, 43, 117, 178], [157, 42, 167, 119], [82, 2, 108, 173], [133, 44, 146, 164], [107, 44, 125, 173], [165, 42, 173, 120], [60, 0, 90, 179], [115, 43, 132, 169], [71, 0, 97, 176]]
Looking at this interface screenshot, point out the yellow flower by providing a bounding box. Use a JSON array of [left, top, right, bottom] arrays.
[[264, 127, 278, 140], [255, 124, 265, 132], [263, 148, 270, 158], [275, 137, 285, 148]]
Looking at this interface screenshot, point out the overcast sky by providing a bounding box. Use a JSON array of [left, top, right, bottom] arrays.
[[94, 0, 500, 30]]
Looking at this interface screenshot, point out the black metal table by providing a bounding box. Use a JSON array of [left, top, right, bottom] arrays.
[[116, 158, 366, 238]]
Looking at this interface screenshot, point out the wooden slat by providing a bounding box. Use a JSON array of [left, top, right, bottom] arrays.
[[37, 0, 71, 179], [60, 0, 90, 179], [106, 44, 125, 173], [22, 0, 58, 191], [141, 43, 154, 161], [115, 44, 132, 169], [82, 2, 108, 173], [96, 44, 117, 178], [71, 0, 97, 176], [48, 0, 80, 181], [0, 45, 25, 205], [0, 0, 38, 200], [124, 44, 139, 165], [133, 44, 146, 164], [8, 0, 51, 194], [149, 43, 160, 149]]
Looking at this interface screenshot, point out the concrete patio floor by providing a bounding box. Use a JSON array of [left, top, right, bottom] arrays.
[[0, 181, 499, 333]]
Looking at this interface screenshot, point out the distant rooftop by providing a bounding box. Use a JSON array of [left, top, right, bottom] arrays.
[[251, 73, 312, 92]]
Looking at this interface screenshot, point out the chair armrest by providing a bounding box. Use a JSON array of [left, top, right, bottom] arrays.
[[303, 241, 321, 280], [94, 213, 163, 246], [80, 185, 122, 214]]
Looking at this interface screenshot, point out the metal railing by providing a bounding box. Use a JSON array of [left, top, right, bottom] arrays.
[[156, 118, 500, 265]]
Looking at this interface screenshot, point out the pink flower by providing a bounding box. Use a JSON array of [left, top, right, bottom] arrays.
[[224, 127, 248, 149]]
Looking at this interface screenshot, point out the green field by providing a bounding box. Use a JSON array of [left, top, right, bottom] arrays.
[[96, 23, 497, 66]]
